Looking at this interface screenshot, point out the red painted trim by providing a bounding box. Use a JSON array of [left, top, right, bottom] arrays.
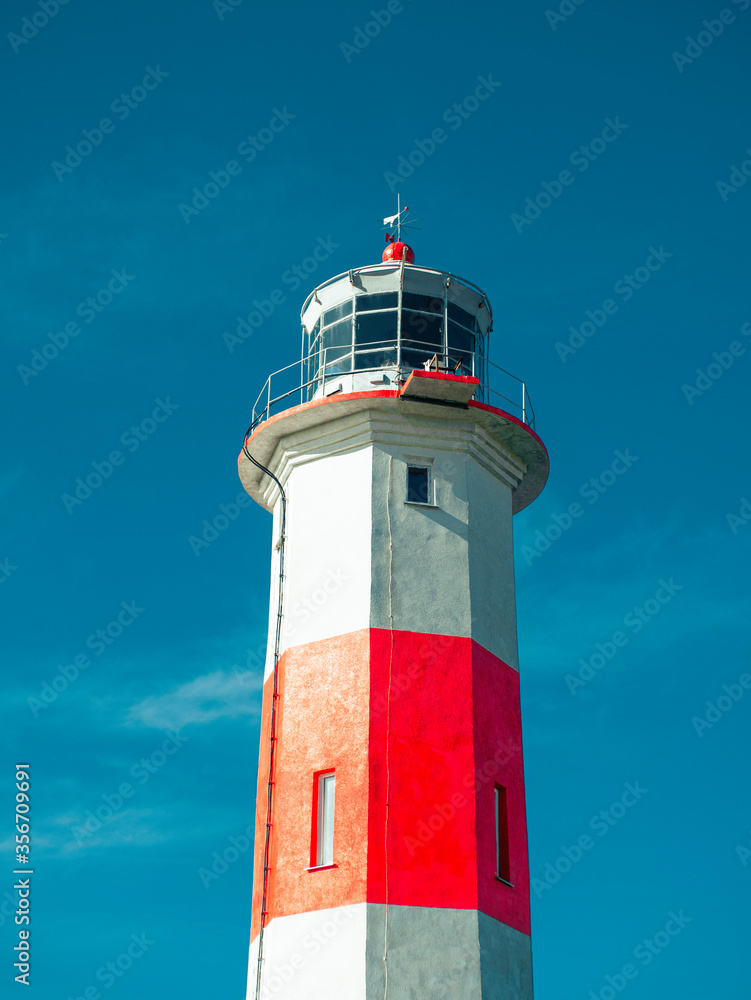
[[495, 783, 511, 883], [468, 399, 548, 458], [310, 768, 335, 867], [250, 630, 371, 940], [309, 770, 321, 868]]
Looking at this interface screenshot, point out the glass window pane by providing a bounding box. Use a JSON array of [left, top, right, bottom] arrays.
[[322, 318, 353, 370], [447, 321, 474, 356], [308, 345, 319, 379], [309, 333, 321, 365], [402, 312, 443, 351], [318, 773, 336, 866], [402, 292, 443, 314], [323, 318, 352, 350], [401, 349, 432, 372], [355, 310, 398, 346], [322, 300, 353, 326], [324, 355, 353, 374], [407, 466, 430, 503], [448, 302, 475, 328], [356, 292, 398, 312], [354, 344, 398, 371]]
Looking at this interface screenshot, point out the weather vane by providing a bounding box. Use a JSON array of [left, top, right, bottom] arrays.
[[382, 195, 420, 244]]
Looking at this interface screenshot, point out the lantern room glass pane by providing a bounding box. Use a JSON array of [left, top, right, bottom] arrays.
[[402, 292, 443, 314], [355, 310, 398, 346], [354, 344, 398, 371], [322, 319, 352, 372], [447, 322, 474, 357], [402, 312, 443, 352], [322, 319, 353, 370], [402, 349, 431, 372], [322, 299, 353, 327], [308, 344, 319, 380], [447, 302, 475, 328], [356, 292, 398, 312]]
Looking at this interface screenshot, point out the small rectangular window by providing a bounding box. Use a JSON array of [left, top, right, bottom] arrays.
[[407, 465, 431, 504], [315, 772, 336, 867], [495, 784, 511, 884]]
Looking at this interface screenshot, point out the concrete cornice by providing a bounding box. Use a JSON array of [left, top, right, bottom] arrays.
[[239, 391, 548, 513]]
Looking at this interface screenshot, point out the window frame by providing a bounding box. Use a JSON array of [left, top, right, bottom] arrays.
[[495, 783, 513, 886], [405, 463, 434, 506], [309, 770, 337, 870]]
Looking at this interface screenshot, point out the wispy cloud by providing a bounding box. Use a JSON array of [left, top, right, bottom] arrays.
[[39, 805, 239, 856], [127, 668, 262, 729]]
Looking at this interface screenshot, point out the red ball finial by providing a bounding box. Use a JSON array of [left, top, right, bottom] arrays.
[[382, 241, 415, 264]]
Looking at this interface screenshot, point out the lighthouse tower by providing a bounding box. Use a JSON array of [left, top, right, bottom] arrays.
[[238, 222, 548, 1000]]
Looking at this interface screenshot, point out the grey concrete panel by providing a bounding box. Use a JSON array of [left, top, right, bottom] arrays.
[[478, 910, 534, 1000], [371, 441, 472, 644], [366, 904, 482, 1000], [365, 905, 533, 999], [467, 454, 519, 671]]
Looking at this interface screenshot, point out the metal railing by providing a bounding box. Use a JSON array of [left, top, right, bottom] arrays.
[[247, 341, 535, 435]]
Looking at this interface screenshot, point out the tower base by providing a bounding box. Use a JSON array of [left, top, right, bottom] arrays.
[[247, 903, 533, 1000]]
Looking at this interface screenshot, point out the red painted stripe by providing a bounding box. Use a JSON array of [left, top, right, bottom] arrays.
[[368, 631, 530, 933], [250, 630, 371, 938], [472, 641, 531, 933], [250, 629, 530, 940], [367, 629, 478, 908]]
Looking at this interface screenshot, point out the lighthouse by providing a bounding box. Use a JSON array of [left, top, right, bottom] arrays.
[[238, 217, 548, 1000]]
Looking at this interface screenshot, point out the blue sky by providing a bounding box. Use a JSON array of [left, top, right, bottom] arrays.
[[1, 0, 750, 996]]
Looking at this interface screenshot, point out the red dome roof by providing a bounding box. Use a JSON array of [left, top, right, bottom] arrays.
[[382, 241, 415, 263]]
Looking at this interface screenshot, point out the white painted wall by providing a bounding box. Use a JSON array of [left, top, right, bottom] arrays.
[[246, 904, 368, 1000], [264, 443, 373, 679]]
